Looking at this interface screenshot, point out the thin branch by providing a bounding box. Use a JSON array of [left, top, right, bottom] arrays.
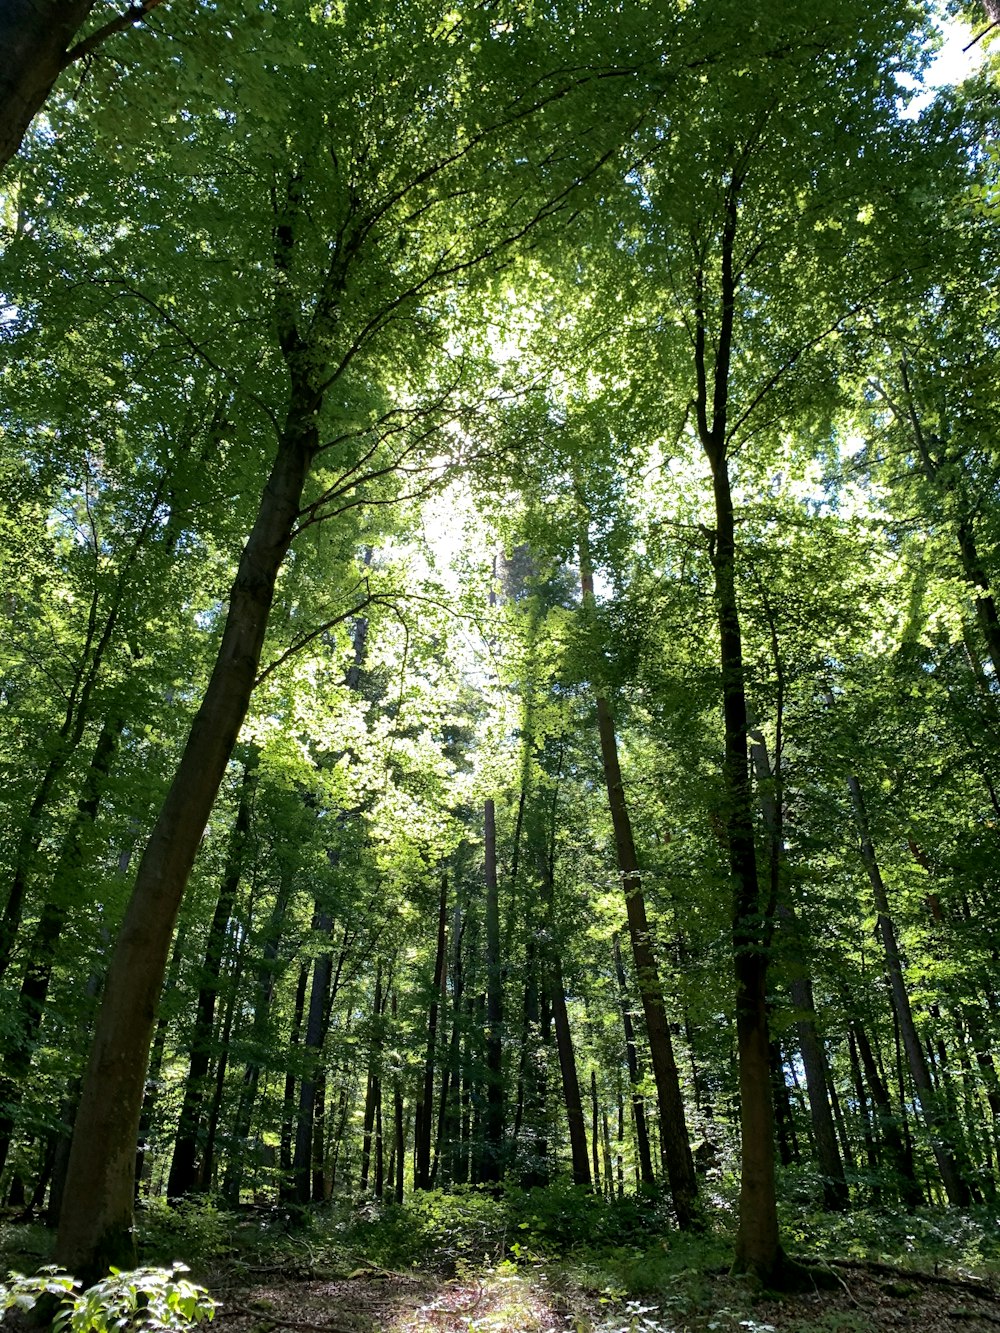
[[63, 0, 167, 68], [254, 588, 375, 687]]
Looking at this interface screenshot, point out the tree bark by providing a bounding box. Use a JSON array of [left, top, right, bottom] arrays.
[[0, 714, 123, 1175], [415, 876, 447, 1189], [749, 713, 847, 1212], [222, 869, 294, 1204]]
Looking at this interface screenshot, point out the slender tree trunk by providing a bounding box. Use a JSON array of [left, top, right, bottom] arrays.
[[590, 1069, 602, 1192], [707, 453, 780, 1275], [292, 920, 350, 1205], [391, 993, 405, 1204], [481, 800, 504, 1182], [850, 1018, 922, 1207], [280, 963, 310, 1200], [199, 941, 243, 1191], [848, 1028, 882, 1206], [0, 714, 123, 1175], [748, 711, 847, 1212], [222, 870, 294, 1204], [536, 794, 589, 1187], [770, 1043, 798, 1168], [547, 965, 591, 1186], [360, 965, 385, 1195], [845, 771, 971, 1206], [578, 519, 696, 1227], [612, 933, 655, 1188], [415, 877, 448, 1189], [135, 925, 188, 1194], [168, 756, 256, 1199], [434, 905, 464, 1187]]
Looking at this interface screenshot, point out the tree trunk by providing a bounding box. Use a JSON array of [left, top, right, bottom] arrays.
[[168, 755, 256, 1200], [536, 796, 589, 1187], [280, 963, 310, 1201], [0, 713, 123, 1175], [481, 799, 504, 1182], [590, 1069, 602, 1192], [748, 713, 847, 1212], [135, 925, 188, 1195], [770, 1043, 798, 1168], [0, 0, 171, 172], [56, 372, 322, 1278], [292, 917, 348, 1205], [578, 518, 696, 1227], [391, 992, 405, 1204], [547, 964, 591, 1187], [847, 1028, 882, 1206], [360, 965, 386, 1195], [612, 933, 655, 1188], [198, 938, 243, 1192], [222, 870, 294, 1204], [434, 905, 464, 1187], [845, 771, 971, 1207], [850, 1018, 923, 1207], [415, 876, 447, 1189]]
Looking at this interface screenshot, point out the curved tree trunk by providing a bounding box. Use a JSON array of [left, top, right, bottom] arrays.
[[55, 375, 320, 1279]]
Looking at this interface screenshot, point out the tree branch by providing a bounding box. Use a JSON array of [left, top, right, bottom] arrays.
[[63, 0, 167, 68]]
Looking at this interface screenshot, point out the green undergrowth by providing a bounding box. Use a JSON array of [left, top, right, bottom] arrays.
[[3, 1188, 998, 1333], [776, 1200, 1000, 1278]]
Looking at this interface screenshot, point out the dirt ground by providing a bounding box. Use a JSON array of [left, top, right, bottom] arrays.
[[205, 1258, 1000, 1333]]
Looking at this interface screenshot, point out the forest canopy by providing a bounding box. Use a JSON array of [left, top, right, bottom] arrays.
[[1, 0, 999, 1309]]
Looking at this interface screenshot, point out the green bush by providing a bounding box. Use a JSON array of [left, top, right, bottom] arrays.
[[0, 1263, 216, 1332]]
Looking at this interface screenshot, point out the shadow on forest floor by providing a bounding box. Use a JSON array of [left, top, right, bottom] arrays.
[[205, 1258, 1000, 1333], [3, 1192, 1000, 1333]]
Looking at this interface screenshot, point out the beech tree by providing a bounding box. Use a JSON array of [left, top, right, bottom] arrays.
[[3, 0, 1000, 1289]]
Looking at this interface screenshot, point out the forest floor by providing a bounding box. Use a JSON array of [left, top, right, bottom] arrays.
[[206, 1253, 1000, 1333], [3, 1188, 1000, 1333]]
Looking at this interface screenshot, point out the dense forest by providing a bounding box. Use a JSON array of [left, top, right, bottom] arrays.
[[2, 0, 1000, 1328]]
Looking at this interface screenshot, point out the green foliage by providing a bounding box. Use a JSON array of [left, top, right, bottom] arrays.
[[136, 1199, 235, 1268], [0, 1264, 215, 1333], [776, 1206, 1000, 1278]]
